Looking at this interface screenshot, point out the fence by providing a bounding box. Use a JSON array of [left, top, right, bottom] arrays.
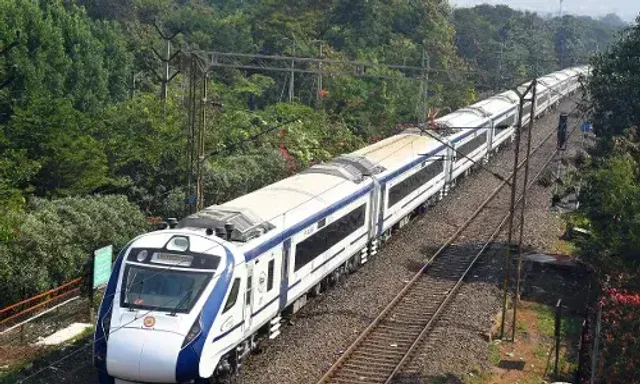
[[0, 278, 84, 335]]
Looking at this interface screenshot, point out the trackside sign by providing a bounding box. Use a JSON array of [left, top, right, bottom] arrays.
[[93, 245, 113, 288]]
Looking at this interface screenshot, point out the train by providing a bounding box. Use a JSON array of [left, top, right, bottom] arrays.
[[94, 65, 589, 384]]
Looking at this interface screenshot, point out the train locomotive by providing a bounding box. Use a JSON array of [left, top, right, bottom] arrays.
[[94, 65, 589, 384]]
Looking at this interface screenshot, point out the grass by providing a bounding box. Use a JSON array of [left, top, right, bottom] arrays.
[[531, 303, 582, 339], [489, 342, 502, 365], [552, 239, 578, 255], [533, 304, 556, 338], [465, 364, 491, 384], [533, 343, 550, 358]]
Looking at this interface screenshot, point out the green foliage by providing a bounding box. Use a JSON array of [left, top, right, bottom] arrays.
[[0, 0, 132, 116], [452, 5, 621, 91], [488, 342, 501, 365], [577, 155, 640, 287], [204, 149, 288, 205], [589, 20, 640, 142], [6, 98, 112, 197], [0, 195, 147, 307], [99, 92, 187, 216]]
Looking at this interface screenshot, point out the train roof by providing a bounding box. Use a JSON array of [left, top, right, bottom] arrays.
[[467, 91, 519, 117], [435, 107, 491, 131], [517, 79, 549, 96], [181, 170, 370, 248], [352, 131, 443, 174], [539, 71, 570, 87]]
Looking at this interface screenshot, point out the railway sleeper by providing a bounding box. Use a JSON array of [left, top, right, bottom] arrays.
[[341, 363, 395, 373], [365, 334, 416, 344], [357, 346, 409, 356], [332, 375, 385, 384], [348, 356, 401, 367], [349, 349, 403, 361]]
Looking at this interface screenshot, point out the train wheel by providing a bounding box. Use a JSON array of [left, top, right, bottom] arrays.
[[309, 282, 322, 297], [346, 256, 359, 274]]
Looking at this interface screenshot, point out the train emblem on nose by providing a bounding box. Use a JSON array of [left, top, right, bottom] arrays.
[[143, 316, 156, 328]]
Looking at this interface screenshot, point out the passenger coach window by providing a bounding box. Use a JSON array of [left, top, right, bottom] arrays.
[[223, 278, 240, 313], [457, 132, 487, 158], [294, 205, 366, 271], [388, 161, 443, 208], [495, 120, 509, 131], [267, 260, 275, 291]]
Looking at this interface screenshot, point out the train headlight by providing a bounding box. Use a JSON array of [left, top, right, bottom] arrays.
[[167, 236, 189, 252], [136, 250, 148, 263], [181, 313, 203, 349]]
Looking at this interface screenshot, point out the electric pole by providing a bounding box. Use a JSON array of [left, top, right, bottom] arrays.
[[498, 40, 504, 89], [559, 0, 565, 69], [196, 72, 208, 212], [512, 79, 537, 341], [186, 55, 198, 216], [289, 38, 295, 103], [500, 79, 536, 339], [419, 47, 430, 123], [152, 20, 181, 118], [317, 41, 323, 107]]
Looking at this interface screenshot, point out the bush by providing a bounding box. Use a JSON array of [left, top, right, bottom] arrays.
[[0, 195, 148, 307]]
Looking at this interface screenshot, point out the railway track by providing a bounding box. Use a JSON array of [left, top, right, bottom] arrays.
[[315, 112, 583, 384]]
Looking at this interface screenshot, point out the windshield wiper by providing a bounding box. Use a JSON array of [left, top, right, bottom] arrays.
[[168, 291, 192, 316], [125, 272, 141, 312]]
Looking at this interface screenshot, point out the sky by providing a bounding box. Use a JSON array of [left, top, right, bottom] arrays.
[[450, 0, 640, 22]]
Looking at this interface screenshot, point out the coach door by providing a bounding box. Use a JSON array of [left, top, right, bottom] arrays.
[[243, 263, 253, 331], [279, 239, 291, 312]]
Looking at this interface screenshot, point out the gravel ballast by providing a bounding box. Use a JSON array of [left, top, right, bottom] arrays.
[[228, 99, 583, 384]]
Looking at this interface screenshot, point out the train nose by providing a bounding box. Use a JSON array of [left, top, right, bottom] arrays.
[[107, 327, 184, 383]]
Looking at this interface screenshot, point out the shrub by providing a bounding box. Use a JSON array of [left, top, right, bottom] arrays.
[[0, 195, 147, 307]]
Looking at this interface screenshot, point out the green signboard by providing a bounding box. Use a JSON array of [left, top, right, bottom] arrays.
[[93, 245, 113, 288]]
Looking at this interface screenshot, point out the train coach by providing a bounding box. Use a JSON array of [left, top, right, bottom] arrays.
[[94, 65, 589, 384]]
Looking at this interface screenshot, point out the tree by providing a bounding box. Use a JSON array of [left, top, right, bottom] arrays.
[[577, 154, 640, 288], [588, 18, 640, 142], [0, 195, 147, 307], [6, 98, 112, 197]]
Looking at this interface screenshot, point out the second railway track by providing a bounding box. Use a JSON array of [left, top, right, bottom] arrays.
[[316, 109, 585, 384]]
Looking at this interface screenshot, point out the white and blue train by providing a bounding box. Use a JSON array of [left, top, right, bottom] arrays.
[[94, 66, 589, 384]]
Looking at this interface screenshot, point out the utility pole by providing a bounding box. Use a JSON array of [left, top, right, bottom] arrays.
[[196, 72, 208, 212], [559, 0, 565, 70], [512, 78, 537, 341], [288, 38, 295, 103], [498, 40, 504, 89], [316, 41, 323, 107], [419, 47, 430, 123], [500, 79, 536, 339], [185, 55, 198, 216], [130, 70, 144, 99], [152, 20, 181, 118]]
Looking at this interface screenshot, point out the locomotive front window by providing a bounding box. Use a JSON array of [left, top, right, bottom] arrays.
[[121, 265, 212, 314]]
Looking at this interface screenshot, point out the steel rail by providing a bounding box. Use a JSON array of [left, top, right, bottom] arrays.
[[386, 136, 565, 383], [316, 111, 582, 384]]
